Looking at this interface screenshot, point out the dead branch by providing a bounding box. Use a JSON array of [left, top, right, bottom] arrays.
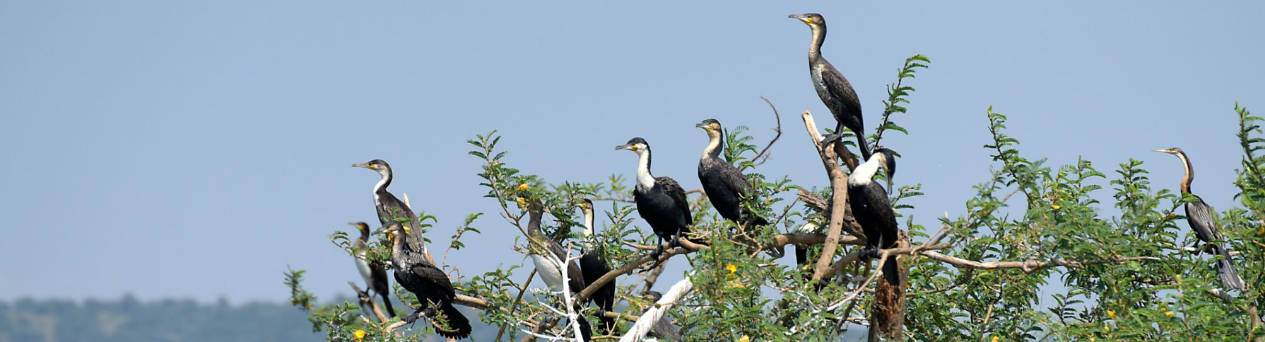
[[741, 96, 784, 173], [619, 277, 695, 342], [802, 110, 852, 282]]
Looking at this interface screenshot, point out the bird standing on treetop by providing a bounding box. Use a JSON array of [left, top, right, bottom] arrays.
[[695, 119, 770, 227], [848, 148, 899, 286], [353, 159, 429, 256], [617, 137, 696, 260], [578, 199, 617, 334], [789, 12, 872, 162], [1154, 147, 1245, 291], [351, 222, 395, 319], [376, 224, 472, 339]]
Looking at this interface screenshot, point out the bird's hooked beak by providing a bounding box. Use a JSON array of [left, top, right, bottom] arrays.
[[352, 162, 376, 170], [695, 122, 708, 129], [616, 144, 635, 151], [1153, 148, 1174, 154], [788, 14, 811, 24]]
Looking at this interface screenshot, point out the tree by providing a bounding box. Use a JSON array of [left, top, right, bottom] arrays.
[[286, 54, 1263, 341]]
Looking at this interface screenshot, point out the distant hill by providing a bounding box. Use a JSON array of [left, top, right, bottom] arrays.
[[0, 296, 510, 342]]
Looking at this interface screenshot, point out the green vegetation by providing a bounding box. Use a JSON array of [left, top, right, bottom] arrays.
[[287, 52, 1265, 341]]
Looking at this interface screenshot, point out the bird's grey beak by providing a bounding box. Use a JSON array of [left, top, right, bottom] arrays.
[[788, 14, 804, 20], [352, 163, 368, 168], [886, 178, 894, 195], [1152, 149, 1169, 153], [695, 122, 707, 128], [616, 144, 630, 151]]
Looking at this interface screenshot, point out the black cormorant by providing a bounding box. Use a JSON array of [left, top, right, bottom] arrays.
[[353, 159, 428, 255], [1155, 147, 1244, 290], [351, 222, 395, 319], [789, 12, 871, 161], [695, 119, 770, 226], [847, 148, 898, 286], [578, 199, 616, 334], [376, 224, 472, 339], [617, 137, 695, 259], [524, 209, 593, 341]]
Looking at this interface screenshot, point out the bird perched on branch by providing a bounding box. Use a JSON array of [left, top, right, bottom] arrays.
[[353, 159, 428, 256], [523, 205, 593, 341], [695, 119, 770, 227], [789, 12, 871, 162], [848, 148, 899, 286], [578, 199, 616, 334], [351, 222, 395, 319], [1154, 147, 1244, 291], [618, 137, 697, 260], [377, 224, 471, 339]]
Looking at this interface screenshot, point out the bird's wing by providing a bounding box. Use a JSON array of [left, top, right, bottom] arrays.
[[1186, 198, 1225, 242], [410, 263, 456, 298], [719, 163, 753, 196], [659, 177, 692, 225], [820, 62, 863, 127]]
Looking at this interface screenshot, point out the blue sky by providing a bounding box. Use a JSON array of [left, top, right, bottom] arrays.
[[1, 2, 1262, 304]]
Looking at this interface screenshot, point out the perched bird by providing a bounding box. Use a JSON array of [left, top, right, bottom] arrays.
[[578, 199, 617, 334], [524, 207, 593, 341], [376, 224, 471, 339], [1155, 147, 1244, 290], [351, 222, 395, 319], [848, 148, 899, 286], [695, 119, 770, 226], [617, 137, 695, 259], [789, 12, 871, 161], [353, 159, 428, 256]]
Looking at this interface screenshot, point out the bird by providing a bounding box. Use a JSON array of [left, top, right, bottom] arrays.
[[695, 119, 770, 227], [351, 222, 395, 319], [1154, 147, 1245, 290], [847, 148, 899, 286], [524, 207, 593, 341], [617, 137, 695, 259], [578, 199, 617, 334], [353, 159, 428, 256], [789, 12, 871, 162], [376, 224, 472, 339]]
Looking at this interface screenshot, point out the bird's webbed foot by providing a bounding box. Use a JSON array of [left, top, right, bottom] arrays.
[[820, 133, 844, 145], [402, 310, 423, 325]]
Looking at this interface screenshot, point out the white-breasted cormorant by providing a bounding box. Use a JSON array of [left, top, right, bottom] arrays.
[[351, 222, 395, 319], [696, 119, 771, 227], [848, 148, 899, 286], [524, 208, 593, 341], [1155, 147, 1244, 290], [376, 224, 472, 339], [789, 12, 871, 161], [578, 199, 617, 334], [353, 159, 428, 255], [617, 137, 695, 259]]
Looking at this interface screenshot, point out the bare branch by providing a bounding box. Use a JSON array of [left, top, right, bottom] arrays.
[[619, 277, 695, 342], [802, 110, 853, 282]]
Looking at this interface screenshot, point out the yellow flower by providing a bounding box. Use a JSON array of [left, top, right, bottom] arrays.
[[1258, 225, 1264, 235], [1167, 213, 1177, 219], [1103, 324, 1110, 331], [1175, 274, 1181, 282], [991, 336, 999, 342], [353, 329, 366, 341], [516, 183, 530, 191], [1051, 204, 1061, 210], [516, 197, 527, 207], [738, 335, 750, 342], [1107, 310, 1115, 320], [726, 264, 737, 276], [1165, 311, 1175, 318]]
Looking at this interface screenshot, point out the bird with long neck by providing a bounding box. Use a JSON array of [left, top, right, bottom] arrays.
[[617, 137, 695, 260], [695, 119, 770, 226], [789, 12, 871, 162], [523, 204, 594, 341], [1154, 147, 1244, 290], [847, 148, 900, 286], [376, 224, 472, 339], [353, 159, 430, 259], [578, 199, 616, 334], [351, 222, 395, 319]]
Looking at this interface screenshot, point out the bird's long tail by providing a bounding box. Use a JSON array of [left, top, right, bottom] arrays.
[[881, 254, 900, 287], [856, 133, 872, 162], [434, 302, 472, 339], [1212, 244, 1245, 291], [576, 315, 594, 341], [377, 291, 395, 318]]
